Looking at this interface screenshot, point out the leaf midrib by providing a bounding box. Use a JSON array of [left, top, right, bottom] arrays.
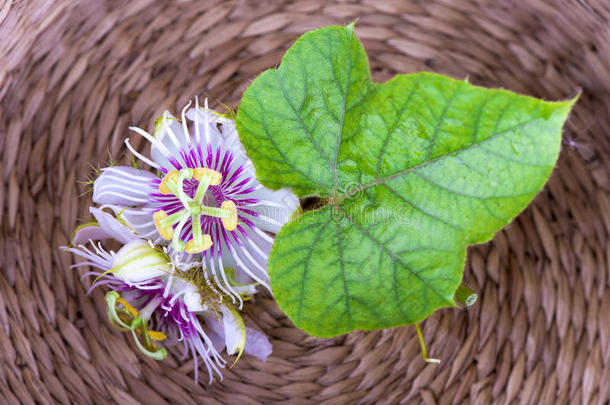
[[273, 64, 334, 170], [334, 114, 551, 203], [338, 205, 456, 308], [332, 28, 354, 196], [246, 87, 332, 193]]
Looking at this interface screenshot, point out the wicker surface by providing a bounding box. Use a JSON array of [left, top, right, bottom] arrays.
[[1, 1, 609, 404]]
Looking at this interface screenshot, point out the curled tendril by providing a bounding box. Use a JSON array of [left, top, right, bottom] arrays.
[[105, 291, 167, 360]]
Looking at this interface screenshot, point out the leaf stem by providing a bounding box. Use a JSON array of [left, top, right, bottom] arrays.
[[415, 324, 440, 364], [454, 282, 478, 307]]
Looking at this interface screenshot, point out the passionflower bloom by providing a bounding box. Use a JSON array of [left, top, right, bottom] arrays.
[[92, 99, 299, 303], [66, 208, 272, 383]]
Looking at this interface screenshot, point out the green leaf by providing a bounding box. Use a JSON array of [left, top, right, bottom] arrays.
[[236, 24, 576, 337]]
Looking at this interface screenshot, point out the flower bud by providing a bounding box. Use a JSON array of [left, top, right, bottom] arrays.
[[111, 239, 170, 283]]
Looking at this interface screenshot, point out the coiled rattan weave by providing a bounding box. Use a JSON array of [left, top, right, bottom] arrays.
[[1, 1, 609, 404]]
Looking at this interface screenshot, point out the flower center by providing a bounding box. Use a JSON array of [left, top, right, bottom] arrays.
[[153, 168, 238, 253]]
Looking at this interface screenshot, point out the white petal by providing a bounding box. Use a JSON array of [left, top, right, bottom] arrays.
[[219, 304, 246, 356], [186, 107, 224, 145], [244, 187, 300, 234], [93, 166, 157, 207], [218, 240, 239, 271], [220, 119, 238, 140], [90, 207, 139, 244], [244, 327, 272, 362], [231, 284, 257, 297], [224, 267, 258, 297], [229, 243, 270, 290], [101, 204, 158, 239], [218, 230, 269, 288], [150, 112, 191, 168], [129, 126, 174, 166]]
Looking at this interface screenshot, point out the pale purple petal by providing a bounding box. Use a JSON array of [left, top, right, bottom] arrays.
[[244, 327, 272, 362], [200, 313, 226, 352], [72, 225, 114, 245], [102, 205, 159, 242], [90, 207, 138, 244], [93, 166, 158, 206]]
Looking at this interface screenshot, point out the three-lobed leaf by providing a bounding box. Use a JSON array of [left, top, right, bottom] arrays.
[[236, 24, 576, 337]]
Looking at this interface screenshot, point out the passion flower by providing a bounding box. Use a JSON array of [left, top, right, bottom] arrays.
[[66, 207, 271, 383], [93, 99, 299, 303]]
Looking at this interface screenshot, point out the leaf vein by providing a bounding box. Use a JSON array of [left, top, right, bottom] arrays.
[[476, 144, 549, 168], [336, 217, 352, 329], [394, 247, 456, 255], [339, 114, 552, 200], [273, 70, 335, 169], [382, 182, 465, 231], [376, 77, 423, 178], [425, 82, 464, 160], [413, 170, 539, 199], [332, 31, 354, 197], [296, 218, 334, 321], [249, 90, 331, 192], [472, 93, 496, 144], [339, 206, 454, 305]]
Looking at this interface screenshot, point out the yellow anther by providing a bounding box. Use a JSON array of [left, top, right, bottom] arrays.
[[147, 330, 167, 341], [159, 170, 179, 194], [185, 234, 213, 254], [193, 168, 222, 185], [221, 200, 238, 231], [153, 210, 174, 240], [117, 297, 139, 317]]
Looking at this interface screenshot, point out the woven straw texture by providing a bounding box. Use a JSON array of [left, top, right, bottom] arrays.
[[1, 1, 609, 404]]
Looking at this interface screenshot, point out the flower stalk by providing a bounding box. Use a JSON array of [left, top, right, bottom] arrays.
[[415, 324, 440, 364]]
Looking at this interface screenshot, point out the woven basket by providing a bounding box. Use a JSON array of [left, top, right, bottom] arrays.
[[1, 1, 608, 404]]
